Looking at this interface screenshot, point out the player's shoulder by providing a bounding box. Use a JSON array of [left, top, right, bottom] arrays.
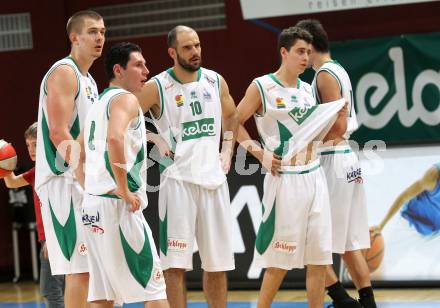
[[110, 91, 138, 110], [319, 60, 349, 78], [199, 67, 220, 86], [100, 86, 129, 98], [252, 74, 273, 87]]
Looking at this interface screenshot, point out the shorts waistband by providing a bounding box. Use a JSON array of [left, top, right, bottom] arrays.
[[87, 193, 121, 199], [319, 144, 352, 156], [278, 159, 320, 175]]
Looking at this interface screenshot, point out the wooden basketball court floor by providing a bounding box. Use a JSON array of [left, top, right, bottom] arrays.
[[0, 282, 439, 307]]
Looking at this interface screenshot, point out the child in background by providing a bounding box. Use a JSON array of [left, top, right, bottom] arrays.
[[2, 122, 65, 308]]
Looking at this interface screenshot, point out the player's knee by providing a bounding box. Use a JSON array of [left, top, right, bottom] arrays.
[[164, 268, 185, 279], [204, 271, 226, 280], [66, 272, 89, 284]]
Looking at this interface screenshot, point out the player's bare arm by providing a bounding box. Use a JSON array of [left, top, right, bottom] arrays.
[[136, 81, 172, 157], [2, 173, 29, 188], [219, 76, 239, 173], [378, 166, 440, 231], [107, 93, 141, 212], [46, 65, 78, 163], [316, 71, 348, 140], [135, 79, 161, 116], [236, 83, 281, 175], [74, 130, 85, 188]]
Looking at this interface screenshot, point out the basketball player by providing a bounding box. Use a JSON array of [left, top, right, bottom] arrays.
[[135, 25, 239, 308], [77, 42, 169, 308], [35, 10, 105, 308], [296, 19, 377, 308], [236, 26, 339, 308], [368, 163, 440, 279], [2, 123, 65, 308], [377, 163, 440, 235]]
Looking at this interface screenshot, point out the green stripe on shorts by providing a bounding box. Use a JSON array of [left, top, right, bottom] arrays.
[[320, 149, 352, 156]]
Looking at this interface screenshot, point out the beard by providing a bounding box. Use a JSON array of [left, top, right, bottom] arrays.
[[177, 52, 201, 72]]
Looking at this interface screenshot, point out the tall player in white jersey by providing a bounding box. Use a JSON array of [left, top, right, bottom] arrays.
[[296, 19, 377, 308], [237, 27, 337, 308], [35, 10, 105, 308], [77, 42, 169, 308], [135, 26, 239, 308]]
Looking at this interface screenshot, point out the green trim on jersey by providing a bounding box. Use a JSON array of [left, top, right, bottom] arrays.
[[132, 114, 142, 131], [216, 73, 221, 97], [104, 90, 127, 120], [70, 115, 80, 139], [159, 209, 167, 255], [127, 145, 145, 192], [104, 144, 145, 192], [43, 61, 80, 100], [254, 115, 268, 149], [273, 121, 293, 157], [254, 79, 267, 114], [159, 129, 177, 174], [255, 201, 276, 255], [324, 59, 344, 69], [152, 78, 165, 120], [104, 149, 116, 181], [42, 112, 78, 175], [278, 164, 320, 174], [159, 156, 174, 174], [119, 225, 153, 288], [99, 193, 120, 199], [320, 148, 352, 156], [49, 198, 77, 261], [316, 68, 342, 104], [268, 73, 301, 89], [166, 67, 202, 84], [66, 55, 82, 73], [99, 86, 120, 100]]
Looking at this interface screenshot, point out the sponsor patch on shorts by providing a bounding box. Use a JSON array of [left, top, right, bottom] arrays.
[[78, 242, 88, 256], [273, 240, 296, 254], [153, 268, 164, 282], [167, 238, 188, 252]]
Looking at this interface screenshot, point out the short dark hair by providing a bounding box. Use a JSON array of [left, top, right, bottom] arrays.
[[66, 10, 103, 35], [296, 19, 329, 53], [277, 26, 312, 54], [167, 25, 195, 48], [24, 122, 37, 140], [104, 42, 142, 81]]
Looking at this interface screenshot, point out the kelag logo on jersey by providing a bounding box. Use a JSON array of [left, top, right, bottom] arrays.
[[288, 105, 318, 125], [181, 118, 216, 141]]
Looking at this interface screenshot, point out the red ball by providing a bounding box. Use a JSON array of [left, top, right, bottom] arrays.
[[0, 140, 17, 177]]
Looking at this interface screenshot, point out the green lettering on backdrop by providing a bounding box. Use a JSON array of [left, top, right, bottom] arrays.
[[303, 32, 440, 144]]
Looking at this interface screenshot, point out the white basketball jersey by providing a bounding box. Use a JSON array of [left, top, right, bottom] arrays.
[[253, 74, 316, 156], [151, 68, 225, 189], [35, 56, 99, 190], [84, 87, 147, 198], [312, 60, 358, 139]]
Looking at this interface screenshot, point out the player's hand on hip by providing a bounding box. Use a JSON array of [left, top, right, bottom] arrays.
[[261, 150, 281, 176], [157, 139, 173, 158], [270, 154, 282, 176], [113, 188, 141, 212]]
